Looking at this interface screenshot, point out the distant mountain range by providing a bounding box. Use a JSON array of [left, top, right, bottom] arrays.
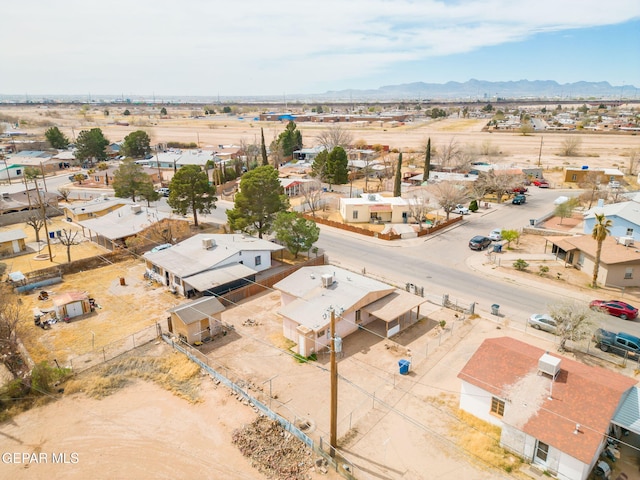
[[319, 79, 638, 102]]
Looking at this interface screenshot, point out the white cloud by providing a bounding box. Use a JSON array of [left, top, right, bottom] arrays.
[[1, 0, 638, 95]]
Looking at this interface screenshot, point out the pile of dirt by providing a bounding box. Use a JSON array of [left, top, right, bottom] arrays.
[[232, 416, 321, 479]]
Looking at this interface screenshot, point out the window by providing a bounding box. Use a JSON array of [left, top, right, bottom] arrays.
[[317, 329, 325, 338], [490, 397, 505, 417], [627, 228, 634, 236], [355, 309, 362, 324], [535, 441, 549, 463], [571, 174, 577, 181], [352, 210, 358, 220], [625, 268, 633, 279], [255, 256, 261, 266], [16, 169, 22, 175]]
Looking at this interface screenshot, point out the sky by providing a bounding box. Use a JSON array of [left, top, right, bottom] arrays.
[[1, 0, 639, 98]]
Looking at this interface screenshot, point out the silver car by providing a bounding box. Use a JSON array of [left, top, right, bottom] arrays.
[[528, 314, 557, 334]]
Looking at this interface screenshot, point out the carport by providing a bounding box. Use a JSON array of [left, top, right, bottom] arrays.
[[609, 386, 640, 473], [363, 290, 438, 338]]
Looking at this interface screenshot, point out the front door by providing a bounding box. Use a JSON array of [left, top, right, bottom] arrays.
[[534, 440, 549, 465]]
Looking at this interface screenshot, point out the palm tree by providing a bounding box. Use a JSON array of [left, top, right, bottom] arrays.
[[591, 213, 612, 288]]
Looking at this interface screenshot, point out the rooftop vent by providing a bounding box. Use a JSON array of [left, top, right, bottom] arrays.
[[1, 192, 9, 199], [321, 273, 334, 288], [202, 238, 216, 250], [538, 353, 561, 379]]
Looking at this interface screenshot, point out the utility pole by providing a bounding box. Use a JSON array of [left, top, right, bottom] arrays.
[[1, 153, 10, 185], [34, 180, 53, 261], [39, 162, 48, 192], [330, 308, 338, 457], [537, 136, 544, 168]]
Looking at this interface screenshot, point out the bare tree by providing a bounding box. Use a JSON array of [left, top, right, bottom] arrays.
[[299, 180, 325, 218], [58, 187, 71, 202], [59, 229, 81, 262], [431, 181, 468, 220], [475, 170, 523, 203], [578, 171, 603, 209], [404, 189, 432, 230], [549, 300, 596, 351], [316, 124, 353, 151], [25, 212, 46, 243], [627, 149, 639, 176], [559, 136, 582, 157], [436, 138, 461, 169]]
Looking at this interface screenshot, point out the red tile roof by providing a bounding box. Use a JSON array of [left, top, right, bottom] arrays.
[[458, 337, 636, 463]]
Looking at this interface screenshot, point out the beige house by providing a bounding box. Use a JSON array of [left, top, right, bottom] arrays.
[[0, 229, 27, 257], [563, 167, 624, 184], [167, 296, 226, 344], [545, 235, 640, 287], [64, 195, 130, 222], [340, 193, 410, 224]]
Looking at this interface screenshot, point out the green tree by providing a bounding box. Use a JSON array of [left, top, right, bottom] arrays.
[[139, 181, 161, 206], [326, 146, 348, 187], [44, 126, 69, 149], [501, 229, 520, 249], [276, 121, 302, 159], [423, 138, 431, 181], [591, 213, 612, 288], [513, 259, 529, 271], [311, 150, 328, 181], [122, 130, 151, 158], [222, 106, 232, 114], [168, 165, 217, 227], [123, 109, 131, 116], [261, 128, 269, 166], [273, 212, 320, 258], [227, 165, 289, 238], [112, 159, 152, 202], [160, 107, 167, 115], [394, 153, 402, 197], [554, 197, 579, 224], [75, 128, 109, 166]]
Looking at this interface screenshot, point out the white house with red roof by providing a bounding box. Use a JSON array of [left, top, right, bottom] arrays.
[[458, 337, 637, 480]]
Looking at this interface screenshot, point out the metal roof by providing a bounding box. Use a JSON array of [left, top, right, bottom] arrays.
[[612, 386, 640, 434], [0, 229, 27, 243], [168, 296, 225, 325], [78, 205, 173, 240], [184, 263, 257, 292]]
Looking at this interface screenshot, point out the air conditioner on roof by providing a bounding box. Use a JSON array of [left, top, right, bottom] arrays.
[[621, 236, 635, 247]]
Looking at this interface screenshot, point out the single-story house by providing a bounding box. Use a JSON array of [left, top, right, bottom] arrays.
[[459, 337, 637, 480], [0, 189, 59, 215], [340, 193, 410, 224], [279, 178, 315, 197], [563, 167, 624, 184], [0, 229, 27, 256], [0, 164, 25, 181], [167, 296, 226, 344], [139, 149, 217, 170], [78, 204, 189, 250], [545, 234, 640, 287], [8, 150, 62, 174], [583, 201, 640, 241], [293, 146, 326, 162], [87, 166, 160, 187], [143, 234, 283, 298], [53, 291, 93, 319], [64, 195, 130, 222], [274, 265, 431, 357]]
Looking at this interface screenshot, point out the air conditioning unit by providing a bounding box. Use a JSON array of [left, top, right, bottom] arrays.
[[621, 236, 634, 247], [538, 353, 561, 379], [202, 238, 216, 250], [321, 273, 334, 288], [131, 205, 142, 214]]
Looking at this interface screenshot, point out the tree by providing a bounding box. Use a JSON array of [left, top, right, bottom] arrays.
[[311, 150, 329, 181], [393, 153, 403, 197], [112, 159, 153, 202], [405, 189, 431, 230], [579, 171, 603, 209], [57, 188, 70, 201], [513, 259, 529, 271], [559, 136, 582, 157], [25, 212, 45, 243], [275, 121, 302, 159], [75, 128, 109, 166], [226, 165, 289, 238], [123, 109, 131, 116], [44, 126, 69, 149], [168, 165, 217, 227], [423, 138, 431, 181], [222, 106, 232, 114], [519, 122, 534, 135], [261, 128, 269, 166], [501, 229, 520, 249], [299, 180, 325, 217], [58, 229, 81, 263], [432, 182, 468, 220], [549, 301, 596, 351], [591, 213, 612, 288], [554, 197, 579, 224], [316, 124, 353, 151], [139, 181, 161, 206], [326, 146, 349, 187], [122, 130, 151, 158], [160, 107, 167, 115], [273, 212, 320, 258]]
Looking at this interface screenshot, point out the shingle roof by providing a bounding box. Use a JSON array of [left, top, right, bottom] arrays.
[[459, 337, 636, 464]]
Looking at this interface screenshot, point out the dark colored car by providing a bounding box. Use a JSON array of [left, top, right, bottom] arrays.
[[469, 235, 492, 251], [512, 194, 526, 205], [590, 300, 638, 320]]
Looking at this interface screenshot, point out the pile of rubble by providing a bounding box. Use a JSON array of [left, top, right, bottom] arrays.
[[232, 416, 325, 479]]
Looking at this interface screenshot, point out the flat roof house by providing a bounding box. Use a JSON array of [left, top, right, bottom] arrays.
[[340, 193, 410, 224]]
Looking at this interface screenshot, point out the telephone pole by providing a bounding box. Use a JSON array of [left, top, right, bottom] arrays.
[[537, 136, 544, 168], [330, 308, 338, 457], [34, 181, 53, 261]]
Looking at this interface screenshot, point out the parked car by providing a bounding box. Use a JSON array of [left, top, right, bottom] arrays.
[[468, 235, 492, 250], [593, 328, 640, 356], [589, 300, 638, 320], [512, 194, 526, 205], [453, 204, 470, 215], [532, 178, 547, 187], [488, 229, 502, 241], [512, 186, 528, 194], [156, 187, 170, 197], [150, 243, 172, 253], [528, 314, 558, 334]]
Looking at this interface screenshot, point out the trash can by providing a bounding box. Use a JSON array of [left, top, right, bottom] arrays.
[[398, 359, 411, 375], [491, 304, 500, 315], [49, 232, 55, 239], [529, 219, 535, 226], [492, 244, 502, 253]]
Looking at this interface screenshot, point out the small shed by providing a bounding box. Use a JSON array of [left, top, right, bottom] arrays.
[[0, 229, 28, 256], [53, 292, 92, 319], [168, 296, 226, 344]]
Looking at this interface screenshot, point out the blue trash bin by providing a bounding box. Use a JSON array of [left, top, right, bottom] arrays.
[[398, 359, 410, 375], [491, 304, 500, 315]]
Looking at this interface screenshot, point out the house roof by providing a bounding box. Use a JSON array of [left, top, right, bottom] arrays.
[[143, 234, 283, 278], [78, 205, 174, 240], [548, 235, 640, 265], [274, 265, 395, 332], [67, 195, 131, 215], [363, 290, 433, 322], [612, 386, 640, 432], [458, 337, 636, 464], [183, 263, 257, 292], [340, 193, 408, 207], [584, 201, 640, 226], [0, 229, 27, 243], [53, 291, 89, 306], [168, 296, 225, 325]]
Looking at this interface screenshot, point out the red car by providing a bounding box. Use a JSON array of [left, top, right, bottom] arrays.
[[590, 300, 638, 320], [532, 179, 549, 187]]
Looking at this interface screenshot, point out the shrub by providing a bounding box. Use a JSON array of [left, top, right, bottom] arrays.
[[469, 200, 479, 212], [513, 259, 529, 271], [538, 265, 549, 276]]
